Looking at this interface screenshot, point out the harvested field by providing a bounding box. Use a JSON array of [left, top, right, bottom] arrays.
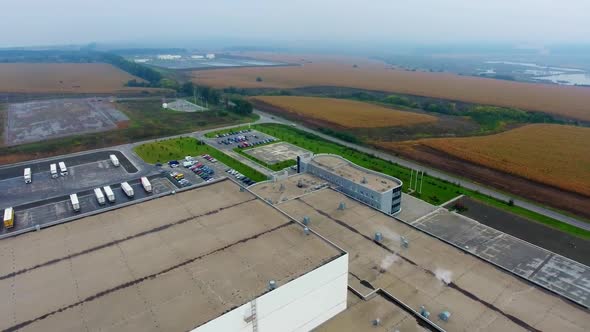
[[0, 63, 156, 93], [251, 96, 436, 128], [378, 124, 590, 219], [420, 124, 590, 197], [194, 56, 590, 122]]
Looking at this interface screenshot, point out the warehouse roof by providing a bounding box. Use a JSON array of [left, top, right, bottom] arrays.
[[0, 179, 342, 331], [310, 154, 401, 192]]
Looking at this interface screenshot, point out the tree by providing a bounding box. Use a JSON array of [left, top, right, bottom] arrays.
[[181, 82, 195, 96], [230, 98, 253, 115], [256, 76, 263, 82]]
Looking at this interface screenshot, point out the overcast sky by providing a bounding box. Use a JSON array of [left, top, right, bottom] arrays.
[[1, 0, 589, 48]]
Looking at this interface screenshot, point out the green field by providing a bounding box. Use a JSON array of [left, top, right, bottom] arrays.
[[251, 123, 590, 239], [134, 137, 268, 182]]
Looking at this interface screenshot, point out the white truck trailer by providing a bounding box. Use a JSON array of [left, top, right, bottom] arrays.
[[50, 163, 58, 178], [110, 154, 120, 167], [70, 194, 80, 212], [94, 188, 106, 205], [121, 182, 134, 198], [58, 162, 68, 176], [141, 177, 153, 193], [3, 207, 14, 229], [103, 185, 116, 203], [24, 168, 32, 184]]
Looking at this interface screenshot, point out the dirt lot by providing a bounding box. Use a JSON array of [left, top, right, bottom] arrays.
[[415, 124, 590, 197], [448, 196, 590, 265], [194, 55, 590, 122], [251, 96, 436, 129], [379, 142, 590, 220], [4, 98, 129, 146], [0, 63, 159, 94]]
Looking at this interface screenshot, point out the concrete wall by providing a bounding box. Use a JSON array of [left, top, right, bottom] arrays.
[[193, 254, 348, 332]]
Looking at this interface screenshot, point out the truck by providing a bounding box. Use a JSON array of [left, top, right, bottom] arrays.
[[121, 182, 134, 198], [70, 194, 80, 212], [24, 168, 32, 184], [58, 162, 68, 176], [141, 177, 152, 193], [3, 207, 14, 229], [103, 185, 116, 203], [110, 154, 120, 167], [50, 163, 58, 178], [94, 188, 106, 205]]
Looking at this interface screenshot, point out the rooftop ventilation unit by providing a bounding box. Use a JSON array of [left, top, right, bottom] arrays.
[[372, 318, 381, 326], [401, 236, 409, 249], [420, 305, 430, 319], [303, 216, 310, 225], [268, 280, 277, 290], [338, 202, 346, 210], [361, 177, 367, 184], [439, 311, 451, 321], [374, 232, 383, 242], [303, 227, 310, 235]]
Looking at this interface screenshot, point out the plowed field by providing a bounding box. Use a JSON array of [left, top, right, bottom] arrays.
[[193, 57, 590, 122], [0, 63, 152, 93], [251, 96, 436, 128]]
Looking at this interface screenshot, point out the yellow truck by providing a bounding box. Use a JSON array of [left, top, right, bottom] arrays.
[[3, 207, 14, 229]]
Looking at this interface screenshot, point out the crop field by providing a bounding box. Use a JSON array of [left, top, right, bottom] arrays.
[[0, 63, 157, 93], [194, 57, 590, 122], [409, 124, 590, 197], [251, 96, 436, 128]]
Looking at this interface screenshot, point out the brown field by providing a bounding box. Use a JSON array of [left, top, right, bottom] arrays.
[[193, 55, 590, 122], [0, 63, 158, 94], [386, 124, 590, 197], [251, 96, 436, 128]]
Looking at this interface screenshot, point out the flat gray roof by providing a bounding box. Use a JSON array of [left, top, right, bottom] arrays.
[[0, 179, 342, 331], [311, 155, 400, 192]]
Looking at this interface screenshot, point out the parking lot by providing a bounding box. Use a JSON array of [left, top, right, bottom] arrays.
[[206, 129, 279, 151], [0, 151, 153, 210], [244, 142, 309, 165], [0, 175, 175, 236], [159, 153, 256, 188]]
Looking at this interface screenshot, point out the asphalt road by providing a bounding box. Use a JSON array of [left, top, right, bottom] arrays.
[[248, 109, 590, 231]]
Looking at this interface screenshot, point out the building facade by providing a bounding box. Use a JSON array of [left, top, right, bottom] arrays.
[[298, 154, 402, 215]]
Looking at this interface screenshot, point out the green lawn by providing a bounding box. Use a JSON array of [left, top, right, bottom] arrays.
[[251, 123, 590, 239], [134, 137, 268, 182]]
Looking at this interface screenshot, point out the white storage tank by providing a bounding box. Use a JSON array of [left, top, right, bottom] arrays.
[[94, 188, 106, 205], [110, 154, 120, 167], [141, 177, 152, 193], [24, 168, 32, 184], [70, 194, 80, 212], [121, 182, 134, 198], [50, 163, 58, 178], [103, 185, 115, 203]]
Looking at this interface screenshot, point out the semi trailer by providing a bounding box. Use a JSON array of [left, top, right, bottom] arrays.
[[24, 168, 32, 184], [50, 163, 58, 178], [70, 194, 80, 212], [103, 185, 116, 203], [121, 182, 134, 198], [59, 162, 68, 176], [94, 188, 106, 205], [110, 154, 120, 167], [141, 177, 152, 193]]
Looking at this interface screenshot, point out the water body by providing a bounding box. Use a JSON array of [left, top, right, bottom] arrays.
[[532, 73, 590, 86], [484, 61, 584, 73]]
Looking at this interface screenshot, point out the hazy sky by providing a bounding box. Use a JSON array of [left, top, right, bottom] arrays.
[[1, 0, 589, 47]]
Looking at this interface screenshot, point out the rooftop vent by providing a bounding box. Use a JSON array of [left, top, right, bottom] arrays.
[[303, 227, 310, 235], [374, 232, 383, 242], [401, 236, 409, 249], [338, 202, 346, 210], [439, 311, 451, 322], [420, 305, 430, 319], [372, 318, 381, 326], [269, 280, 277, 290], [303, 216, 310, 225], [361, 177, 368, 184]]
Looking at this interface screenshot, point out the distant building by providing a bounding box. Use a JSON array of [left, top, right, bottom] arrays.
[[298, 154, 403, 214], [191, 55, 205, 59], [157, 54, 182, 60], [133, 58, 149, 63], [205, 53, 216, 60]]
